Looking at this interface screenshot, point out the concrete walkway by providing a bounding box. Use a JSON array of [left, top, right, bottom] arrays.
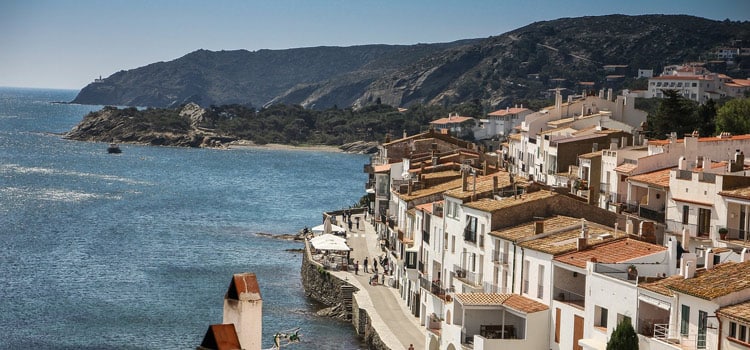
[[331, 212, 426, 350]]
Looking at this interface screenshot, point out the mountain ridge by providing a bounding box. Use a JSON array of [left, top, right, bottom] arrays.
[[72, 14, 750, 109]]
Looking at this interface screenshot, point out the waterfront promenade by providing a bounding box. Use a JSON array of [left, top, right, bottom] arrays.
[[329, 212, 427, 349]]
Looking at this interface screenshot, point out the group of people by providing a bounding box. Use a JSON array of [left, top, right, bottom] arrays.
[[342, 209, 362, 231], [353, 255, 391, 286]]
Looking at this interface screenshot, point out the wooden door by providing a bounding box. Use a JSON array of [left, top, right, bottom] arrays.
[[573, 315, 584, 350]]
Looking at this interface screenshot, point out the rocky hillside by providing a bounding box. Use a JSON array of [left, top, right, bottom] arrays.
[[72, 15, 750, 109]]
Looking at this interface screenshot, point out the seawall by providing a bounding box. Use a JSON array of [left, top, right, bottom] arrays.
[[300, 240, 389, 350]]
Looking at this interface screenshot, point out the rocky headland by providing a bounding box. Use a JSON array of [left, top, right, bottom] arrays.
[[64, 103, 379, 153]]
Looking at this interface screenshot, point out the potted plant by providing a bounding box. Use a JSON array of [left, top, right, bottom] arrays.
[[719, 227, 728, 240]]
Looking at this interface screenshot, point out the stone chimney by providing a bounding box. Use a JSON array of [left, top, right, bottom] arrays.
[[678, 156, 687, 170], [607, 88, 613, 101], [403, 129, 407, 139], [702, 157, 711, 170], [741, 248, 749, 263], [223, 273, 263, 350], [731, 150, 745, 172]]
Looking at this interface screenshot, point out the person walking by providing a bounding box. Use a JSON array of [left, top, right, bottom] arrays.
[[363, 257, 369, 273], [355, 216, 360, 230], [354, 260, 359, 275], [408, 344, 415, 350]]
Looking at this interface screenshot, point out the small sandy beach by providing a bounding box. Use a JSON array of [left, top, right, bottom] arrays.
[[227, 140, 342, 152]]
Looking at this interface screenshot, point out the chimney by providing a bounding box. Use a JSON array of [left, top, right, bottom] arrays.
[[599, 89, 605, 99], [535, 221, 544, 234], [408, 179, 413, 196], [223, 273, 263, 350], [741, 248, 749, 263], [385, 133, 391, 143], [702, 157, 711, 170], [462, 171, 468, 191], [555, 90, 563, 112], [492, 176, 498, 195], [705, 248, 715, 270], [483, 160, 488, 176], [678, 156, 687, 170], [681, 253, 697, 279], [621, 136, 628, 148], [577, 219, 589, 250], [607, 88, 613, 101], [731, 150, 745, 172], [403, 129, 407, 139]]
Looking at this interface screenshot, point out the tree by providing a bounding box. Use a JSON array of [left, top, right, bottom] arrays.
[[607, 318, 639, 350], [715, 97, 750, 135], [646, 89, 698, 139], [696, 99, 717, 136]]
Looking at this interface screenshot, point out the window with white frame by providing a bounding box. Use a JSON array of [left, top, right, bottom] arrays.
[[595, 306, 609, 328]]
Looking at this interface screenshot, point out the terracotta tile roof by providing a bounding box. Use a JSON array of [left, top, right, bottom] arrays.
[[720, 185, 750, 201], [488, 107, 529, 116], [554, 238, 666, 268], [396, 177, 463, 202], [225, 273, 262, 301], [373, 164, 392, 173], [490, 215, 581, 242], [454, 293, 548, 313], [579, 151, 602, 159], [508, 133, 522, 141], [518, 223, 628, 256], [443, 172, 524, 201], [430, 115, 473, 125], [463, 189, 555, 213], [627, 167, 673, 188], [668, 261, 750, 300], [614, 163, 638, 174], [639, 275, 683, 297], [651, 76, 706, 81], [718, 300, 750, 324], [199, 324, 241, 350], [416, 201, 442, 214], [648, 134, 750, 146]]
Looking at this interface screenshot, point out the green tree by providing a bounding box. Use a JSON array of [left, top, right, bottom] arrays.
[[715, 97, 750, 135], [607, 318, 639, 350], [696, 99, 717, 136], [646, 89, 698, 139]]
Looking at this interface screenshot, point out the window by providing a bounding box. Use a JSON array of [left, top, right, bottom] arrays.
[[451, 236, 456, 253], [464, 216, 477, 243], [537, 265, 545, 299], [595, 306, 608, 328], [741, 324, 748, 342], [522, 260, 530, 294], [682, 205, 690, 224], [681, 304, 690, 336], [730, 322, 737, 338]]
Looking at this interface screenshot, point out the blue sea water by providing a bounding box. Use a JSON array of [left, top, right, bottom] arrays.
[[0, 87, 367, 349]]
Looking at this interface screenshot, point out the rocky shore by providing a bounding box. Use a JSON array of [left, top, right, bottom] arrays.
[[64, 103, 379, 153]]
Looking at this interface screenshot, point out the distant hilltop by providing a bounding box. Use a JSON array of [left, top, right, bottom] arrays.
[[72, 14, 750, 109]]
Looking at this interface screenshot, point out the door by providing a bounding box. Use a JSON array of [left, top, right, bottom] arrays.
[[698, 208, 711, 236], [573, 315, 584, 350]]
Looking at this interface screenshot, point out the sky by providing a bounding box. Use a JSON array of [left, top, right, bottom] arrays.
[[1, 0, 749, 90]]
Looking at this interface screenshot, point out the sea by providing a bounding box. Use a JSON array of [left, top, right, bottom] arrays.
[[0, 87, 368, 349]]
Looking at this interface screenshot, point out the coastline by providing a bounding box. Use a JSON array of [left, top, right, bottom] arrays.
[[227, 140, 343, 152]]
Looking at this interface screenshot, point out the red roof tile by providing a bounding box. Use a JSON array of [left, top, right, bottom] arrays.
[[554, 238, 666, 268], [225, 273, 262, 301]]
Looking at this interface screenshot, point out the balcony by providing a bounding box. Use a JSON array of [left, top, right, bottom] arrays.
[[553, 286, 585, 309], [723, 227, 750, 245], [639, 206, 665, 223], [453, 265, 483, 286], [652, 324, 707, 349], [419, 276, 452, 301], [422, 229, 430, 245], [483, 282, 506, 294]]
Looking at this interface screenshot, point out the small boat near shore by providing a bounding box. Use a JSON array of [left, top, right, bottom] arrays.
[[107, 143, 122, 154]]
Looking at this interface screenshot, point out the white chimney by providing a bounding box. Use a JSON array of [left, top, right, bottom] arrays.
[[741, 248, 748, 263], [705, 248, 715, 270], [678, 156, 687, 170], [224, 273, 263, 350], [681, 253, 697, 279], [607, 88, 613, 101], [702, 157, 711, 170]]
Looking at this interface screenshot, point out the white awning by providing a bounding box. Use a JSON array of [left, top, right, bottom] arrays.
[[311, 223, 346, 233], [310, 234, 351, 251], [638, 294, 671, 310]]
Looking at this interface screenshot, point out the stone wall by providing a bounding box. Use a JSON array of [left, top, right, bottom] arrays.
[[301, 241, 390, 350]]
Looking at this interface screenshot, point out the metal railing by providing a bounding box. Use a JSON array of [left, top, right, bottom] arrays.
[[639, 206, 665, 223], [553, 286, 585, 303], [453, 265, 483, 286], [725, 227, 749, 243]]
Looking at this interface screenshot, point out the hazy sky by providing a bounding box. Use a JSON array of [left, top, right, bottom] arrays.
[[1, 0, 749, 90]]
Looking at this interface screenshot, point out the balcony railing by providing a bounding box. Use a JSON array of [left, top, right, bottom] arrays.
[[420, 276, 452, 300], [725, 227, 750, 244], [553, 286, 585, 306], [639, 206, 665, 223], [483, 282, 506, 294], [453, 265, 483, 286]]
